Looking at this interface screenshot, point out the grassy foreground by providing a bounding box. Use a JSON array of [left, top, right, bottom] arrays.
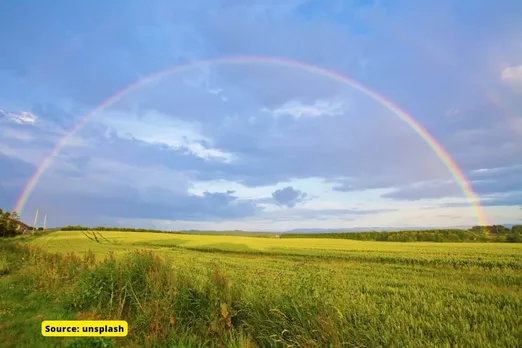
[[1, 231, 521, 347]]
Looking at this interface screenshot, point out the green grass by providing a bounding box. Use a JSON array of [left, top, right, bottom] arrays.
[[0, 254, 9, 275], [1, 231, 521, 347]]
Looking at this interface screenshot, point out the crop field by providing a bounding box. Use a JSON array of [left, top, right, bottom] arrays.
[[1, 230, 521, 347]]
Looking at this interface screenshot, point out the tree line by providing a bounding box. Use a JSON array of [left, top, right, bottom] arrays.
[[281, 225, 522, 243]]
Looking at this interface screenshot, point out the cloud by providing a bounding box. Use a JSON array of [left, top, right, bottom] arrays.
[[264, 99, 345, 119], [436, 103, 522, 172], [104, 110, 237, 163], [26, 183, 261, 224], [383, 165, 522, 206], [381, 180, 461, 201], [501, 64, 522, 93], [271, 186, 307, 207], [0, 108, 38, 124], [480, 192, 522, 207], [442, 192, 522, 208], [468, 165, 522, 195]]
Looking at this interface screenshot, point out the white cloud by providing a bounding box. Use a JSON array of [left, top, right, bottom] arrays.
[[11, 111, 38, 124], [102, 110, 236, 163], [0, 108, 38, 124], [501, 64, 522, 92], [470, 164, 522, 175], [263, 99, 345, 119]]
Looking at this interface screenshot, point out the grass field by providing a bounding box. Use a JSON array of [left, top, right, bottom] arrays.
[[1, 230, 521, 347]]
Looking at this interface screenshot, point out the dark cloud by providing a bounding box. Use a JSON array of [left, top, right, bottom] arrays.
[[373, 102, 522, 203], [422, 103, 522, 177], [442, 192, 522, 208], [381, 180, 461, 201], [25, 185, 261, 226], [382, 165, 522, 202], [468, 165, 522, 195], [271, 186, 307, 208]]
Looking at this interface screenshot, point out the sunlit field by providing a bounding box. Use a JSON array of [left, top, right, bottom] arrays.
[[1, 230, 521, 347], [32, 231, 522, 269]]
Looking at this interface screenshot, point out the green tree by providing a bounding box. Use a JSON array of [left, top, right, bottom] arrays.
[[0, 209, 22, 237], [511, 225, 522, 234]]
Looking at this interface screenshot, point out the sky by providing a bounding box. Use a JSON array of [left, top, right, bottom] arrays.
[[0, 0, 521, 231]]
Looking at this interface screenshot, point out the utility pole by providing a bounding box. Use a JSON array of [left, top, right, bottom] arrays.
[[43, 214, 47, 231], [32, 209, 39, 234]]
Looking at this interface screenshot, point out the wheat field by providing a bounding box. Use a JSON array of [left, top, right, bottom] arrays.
[[1, 230, 521, 347]]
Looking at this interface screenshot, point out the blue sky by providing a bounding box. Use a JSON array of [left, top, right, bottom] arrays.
[[1, 0, 521, 231]]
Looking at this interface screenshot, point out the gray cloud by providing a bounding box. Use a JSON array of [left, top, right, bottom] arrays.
[[271, 186, 307, 208], [381, 180, 461, 201], [442, 192, 522, 208], [439, 103, 522, 172], [382, 165, 522, 204], [26, 185, 261, 226]]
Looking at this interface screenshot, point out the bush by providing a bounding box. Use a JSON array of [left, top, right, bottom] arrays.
[[506, 233, 522, 243]]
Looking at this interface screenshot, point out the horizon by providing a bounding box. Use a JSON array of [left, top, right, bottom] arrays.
[[27, 221, 519, 234]]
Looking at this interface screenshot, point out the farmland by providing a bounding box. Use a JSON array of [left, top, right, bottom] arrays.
[[1, 230, 521, 347]]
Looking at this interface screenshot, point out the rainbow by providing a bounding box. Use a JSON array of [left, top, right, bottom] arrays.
[[13, 55, 488, 226]]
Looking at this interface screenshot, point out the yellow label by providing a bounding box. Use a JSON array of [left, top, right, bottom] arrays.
[[41, 320, 128, 337]]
